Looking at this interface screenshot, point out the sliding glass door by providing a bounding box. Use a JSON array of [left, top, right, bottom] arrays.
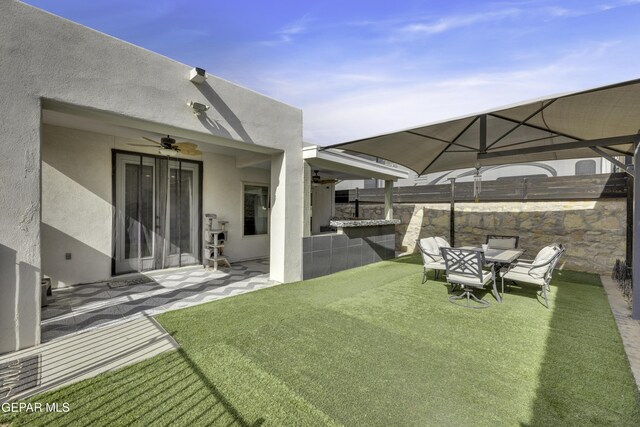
[[114, 152, 201, 275]]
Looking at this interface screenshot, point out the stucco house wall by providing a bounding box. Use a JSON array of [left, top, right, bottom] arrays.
[[0, 1, 303, 353]]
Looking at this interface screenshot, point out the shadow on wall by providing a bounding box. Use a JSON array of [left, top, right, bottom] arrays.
[[42, 126, 112, 204], [196, 83, 254, 143], [41, 223, 112, 288], [0, 244, 40, 354]]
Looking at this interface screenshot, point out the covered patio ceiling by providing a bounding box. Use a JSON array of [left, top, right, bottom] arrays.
[[328, 78, 640, 175]]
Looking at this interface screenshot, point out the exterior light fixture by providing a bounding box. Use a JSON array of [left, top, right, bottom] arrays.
[[188, 100, 210, 115], [189, 67, 207, 84]]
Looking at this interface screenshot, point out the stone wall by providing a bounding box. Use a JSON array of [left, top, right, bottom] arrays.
[[336, 200, 626, 274]]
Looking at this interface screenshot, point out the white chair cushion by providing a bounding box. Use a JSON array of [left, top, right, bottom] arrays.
[[419, 237, 443, 262], [529, 245, 558, 279], [502, 267, 545, 286], [447, 270, 492, 288], [487, 237, 517, 250], [434, 236, 450, 248], [419, 237, 439, 253]]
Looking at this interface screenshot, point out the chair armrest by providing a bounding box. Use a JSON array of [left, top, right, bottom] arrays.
[[525, 254, 561, 276], [416, 241, 441, 263], [528, 256, 557, 270], [504, 262, 521, 274]]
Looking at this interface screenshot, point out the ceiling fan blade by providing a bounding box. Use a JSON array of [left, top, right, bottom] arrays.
[[178, 148, 203, 156], [174, 142, 198, 150], [128, 143, 158, 147], [174, 142, 202, 155], [142, 136, 162, 145]]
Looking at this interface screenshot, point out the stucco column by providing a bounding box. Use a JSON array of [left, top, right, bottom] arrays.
[[0, 99, 42, 354], [384, 180, 394, 220], [270, 151, 303, 283], [303, 163, 311, 237]]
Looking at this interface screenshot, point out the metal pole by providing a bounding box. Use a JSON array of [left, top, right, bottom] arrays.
[[449, 178, 456, 246], [626, 155, 633, 267], [633, 145, 640, 319], [355, 187, 360, 218]]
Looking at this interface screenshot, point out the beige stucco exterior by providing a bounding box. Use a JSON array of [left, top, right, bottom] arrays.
[[0, 1, 303, 353]]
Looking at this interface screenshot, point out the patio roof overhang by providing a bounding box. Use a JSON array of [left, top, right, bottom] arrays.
[[328, 78, 640, 176], [303, 145, 409, 181]]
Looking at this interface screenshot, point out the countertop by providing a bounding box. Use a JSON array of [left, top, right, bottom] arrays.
[[329, 219, 400, 228]]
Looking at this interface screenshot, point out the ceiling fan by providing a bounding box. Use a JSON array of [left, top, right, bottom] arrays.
[[312, 170, 338, 185], [128, 135, 202, 156]]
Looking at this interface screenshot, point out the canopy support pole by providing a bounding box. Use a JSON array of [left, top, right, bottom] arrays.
[[449, 178, 456, 246], [591, 147, 634, 176], [479, 114, 487, 153], [478, 134, 637, 160], [633, 143, 640, 319], [626, 155, 633, 267]]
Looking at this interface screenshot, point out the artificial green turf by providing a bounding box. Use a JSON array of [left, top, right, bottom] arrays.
[[3, 257, 640, 426]]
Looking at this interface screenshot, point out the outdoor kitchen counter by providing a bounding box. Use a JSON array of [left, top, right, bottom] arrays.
[[329, 219, 400, 228], [303, 220, 398, 280]]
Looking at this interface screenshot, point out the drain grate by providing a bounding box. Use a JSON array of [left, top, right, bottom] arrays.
[[0, 355, 40, 402]]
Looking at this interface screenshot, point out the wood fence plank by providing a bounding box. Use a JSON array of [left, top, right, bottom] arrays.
[[336, 173, 628, 203]]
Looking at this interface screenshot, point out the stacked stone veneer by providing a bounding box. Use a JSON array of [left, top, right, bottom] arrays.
[[336, 200, 626, 274]]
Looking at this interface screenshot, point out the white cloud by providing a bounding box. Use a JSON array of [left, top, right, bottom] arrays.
[[401, 9, 520, 35], [257, 15, 311, 46]]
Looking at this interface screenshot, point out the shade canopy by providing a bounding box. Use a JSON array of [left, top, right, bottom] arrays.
[[329, 79, 640, 175]]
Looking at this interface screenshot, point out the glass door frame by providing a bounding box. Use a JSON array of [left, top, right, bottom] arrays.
[[164, 160, 201, 268], [111, 149, 203, 276]]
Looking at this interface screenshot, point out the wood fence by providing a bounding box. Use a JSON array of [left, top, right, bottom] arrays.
[[335, 173, 628, 203]]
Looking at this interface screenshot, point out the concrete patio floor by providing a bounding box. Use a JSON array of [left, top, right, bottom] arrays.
[[1, 259, 276, 402], [41, 259, 275, 343]]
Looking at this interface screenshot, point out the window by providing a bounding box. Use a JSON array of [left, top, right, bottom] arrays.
[[243, 184, 269, 236], [575, 159, 596, 176]]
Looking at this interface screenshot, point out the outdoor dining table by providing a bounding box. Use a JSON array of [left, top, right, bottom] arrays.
[[459, 246, 524, 303]]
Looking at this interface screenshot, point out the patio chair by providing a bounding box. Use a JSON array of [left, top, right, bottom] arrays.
[[501, 244, 565, 307], [486, 235, 519, 250], [416, 237, 448, 282], [441, 247, 496, 309]]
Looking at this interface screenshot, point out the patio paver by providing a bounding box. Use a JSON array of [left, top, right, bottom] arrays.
[[41, 259, 275, 342]]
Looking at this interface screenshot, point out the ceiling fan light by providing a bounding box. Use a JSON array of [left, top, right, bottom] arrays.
[[159, 148, 177, 157]]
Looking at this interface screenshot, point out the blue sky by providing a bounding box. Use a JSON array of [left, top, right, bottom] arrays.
[[23, 0, 640, 145]]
